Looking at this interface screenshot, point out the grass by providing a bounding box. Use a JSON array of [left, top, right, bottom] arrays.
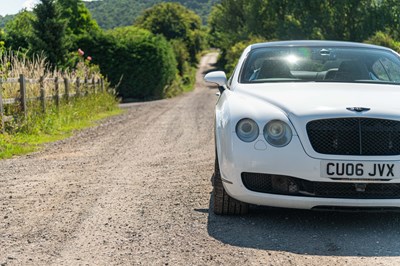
[[0, 49, 120, 159], [163, 66, 197, 99], [182, 67, 197, 92], [0, 92, 122, 159]]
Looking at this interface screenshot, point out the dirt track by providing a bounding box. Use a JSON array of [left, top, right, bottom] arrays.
[[1, 53, 400, 265]]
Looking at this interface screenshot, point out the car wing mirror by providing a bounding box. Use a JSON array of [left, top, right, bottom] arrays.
[[204, 71, 227, 87]]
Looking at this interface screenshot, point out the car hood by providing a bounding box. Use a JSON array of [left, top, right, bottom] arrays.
[[235, 82, 400, 119]]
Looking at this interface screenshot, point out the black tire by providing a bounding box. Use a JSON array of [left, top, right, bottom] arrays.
[[213, 155, 249, 215]]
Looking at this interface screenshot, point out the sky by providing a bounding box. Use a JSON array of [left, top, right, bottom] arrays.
[[0, 0, 40, 16]]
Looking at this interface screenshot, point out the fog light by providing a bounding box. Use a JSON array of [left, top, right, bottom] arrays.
[[271, 175, 299, 194]]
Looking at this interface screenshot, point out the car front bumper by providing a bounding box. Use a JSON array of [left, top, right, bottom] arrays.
[[218, 135, 400, 209]]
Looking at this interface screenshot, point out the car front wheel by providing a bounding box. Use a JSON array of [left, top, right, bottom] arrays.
[[213, 154, 249, 215]]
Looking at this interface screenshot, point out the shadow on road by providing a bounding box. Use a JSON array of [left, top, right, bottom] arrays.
[[206, 194, 400, 257]]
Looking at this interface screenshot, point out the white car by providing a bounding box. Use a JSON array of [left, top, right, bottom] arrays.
[[205, 40, 400, 215]]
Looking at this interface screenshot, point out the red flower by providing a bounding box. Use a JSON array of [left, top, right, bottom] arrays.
[[78, 48, 84, 56]]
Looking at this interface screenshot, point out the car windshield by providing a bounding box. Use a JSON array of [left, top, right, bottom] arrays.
[[239, 46, 400, 84]]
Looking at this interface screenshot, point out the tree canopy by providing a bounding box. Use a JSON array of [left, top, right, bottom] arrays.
[[208, 0, 400, 71], [135, 2, 206, 65], [31, 0, 68, 69], [3, 10, 34, 51], [58, 0, 100, 36], [3, 0, 400, 100], [84, 0, 218, 29]]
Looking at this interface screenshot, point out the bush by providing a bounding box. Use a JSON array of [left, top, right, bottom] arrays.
[[365, 31, 400, 53], [79, 27, 177, 100]]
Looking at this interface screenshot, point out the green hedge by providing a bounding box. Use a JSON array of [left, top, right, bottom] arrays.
[[79, 27, 177, 100]]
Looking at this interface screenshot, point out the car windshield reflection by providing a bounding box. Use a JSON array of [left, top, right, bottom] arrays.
[[240, 47, 400, 84]]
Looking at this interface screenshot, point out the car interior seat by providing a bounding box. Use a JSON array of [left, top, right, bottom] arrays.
[[334, 60, 370, 81], [257, 59, 294, 79]]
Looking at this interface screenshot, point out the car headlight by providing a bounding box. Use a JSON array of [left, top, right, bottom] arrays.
[[264, 120, 292, 147], [236, 118, 259, 142]]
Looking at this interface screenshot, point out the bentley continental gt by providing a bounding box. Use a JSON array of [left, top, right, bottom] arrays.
[[205, 40, 400, 215]]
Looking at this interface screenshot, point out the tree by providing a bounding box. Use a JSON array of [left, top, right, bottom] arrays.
[[207, 0, 255, 66], [375, 0, 400, 39], [135, 2, 205, 64], [208, 0, 400, 71], [58, 0, 100, 36], [3, 10, 34, 51], [31, 0, 68, 69], [83, 0, 218, 29]]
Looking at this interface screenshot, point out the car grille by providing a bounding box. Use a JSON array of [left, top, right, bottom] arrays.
[[306, 118, 400, 155], [241, 172, 400, 199]]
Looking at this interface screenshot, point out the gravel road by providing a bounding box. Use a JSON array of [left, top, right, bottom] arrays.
[[1, 53, 400, 265]]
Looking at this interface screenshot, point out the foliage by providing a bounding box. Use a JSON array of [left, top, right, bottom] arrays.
[[136, 2, 200, 40], [58, 0, 101, 70], [2, 0, 100, 71], [365, 31, 400, 52], [58, 0, 100, 36], [84, 0, 150, 30], [0, 47, 119, 158], [135, 2, 205, 65], [108, 27, 177, 99], [0, 14, 14, 28], [0, 29, 5, 50], [3, 10, 34, 52], [208, 0, 400, 71], [0, 92, 120, 159], [1, 0, 205, 102], [84, 0, 218, 29], [31, 0, 69, 69], [170, 39, 190, 76], [78, 27, 177, 100]]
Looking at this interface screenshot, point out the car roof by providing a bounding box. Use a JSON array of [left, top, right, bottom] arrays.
[[250, 40, 392, 51]]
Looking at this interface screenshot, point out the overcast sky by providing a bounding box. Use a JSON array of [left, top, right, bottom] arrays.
[[0, 0, 40, 16]]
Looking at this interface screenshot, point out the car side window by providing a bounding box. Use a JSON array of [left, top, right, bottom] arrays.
[[372, 57, 400, 82]]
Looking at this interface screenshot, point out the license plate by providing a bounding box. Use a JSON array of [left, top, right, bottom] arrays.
[[320, 161, 399, 179]]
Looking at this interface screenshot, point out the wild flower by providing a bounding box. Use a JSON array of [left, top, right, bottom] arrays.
[[78, 48, 84, 56]]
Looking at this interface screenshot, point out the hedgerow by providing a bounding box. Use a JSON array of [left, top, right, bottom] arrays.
[[78, 27, 178, 100]]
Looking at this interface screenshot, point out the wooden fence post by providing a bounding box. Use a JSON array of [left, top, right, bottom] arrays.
[[55, 77, 60, 111], [40, 76, 46, 113], [92, 77, 96, 94], [100, 78, 104, 93], [64, 77, 70, 102], [76, 77, 81, 97], [0, 79, 4, 133], [84, 77, 88, 95], [19, 74, 27, 118]]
